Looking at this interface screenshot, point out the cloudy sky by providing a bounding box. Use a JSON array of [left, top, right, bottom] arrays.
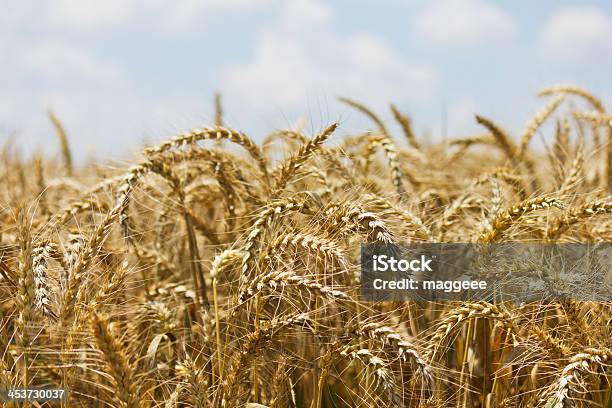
[[2, 0, 612, 162]]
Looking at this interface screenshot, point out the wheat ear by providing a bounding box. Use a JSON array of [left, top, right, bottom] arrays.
[[60, 181, 132, 324], [327, 202, 395, 243], [48, 109, 73, 177], [260, 232, 348, 270], [364, 194, 432, 240], [240, 196, 311, 282], [475, 114, 519, 164], [15, 207, 34, 386], [338, 97, 388, 135], [547, 198, 612, 240], [274, 123, 338, 191], [349, 322, 434, 392], [479, 197, 564, 242], [539, 85, 605, 113], [32, 242, 55, 319], [538, 348, 610, 408], [239, 269, 351, 304], [368, 134, 409, 195], [425, 302, 518, 361], [91, 313, 141, 408], [318, 343, 400, 407], [550, 118, 571, 183], [214, 91, 223, 127], [391, 103, 420, 149], [219, 314, 312, 407], [144, 127, 269, 181], [518, 95, 564, 158]]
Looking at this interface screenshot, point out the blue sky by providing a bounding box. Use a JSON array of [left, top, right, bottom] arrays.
[[2, 0, 612, 162]]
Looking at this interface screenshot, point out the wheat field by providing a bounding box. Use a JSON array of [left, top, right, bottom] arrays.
[[0, 86, 611, 407]]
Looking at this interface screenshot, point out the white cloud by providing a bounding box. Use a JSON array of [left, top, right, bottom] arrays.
[[1, 0, 277, 32], [540, 6, 612, 60], [220, 1, 437, 118], [344, 34, 436, 102], [48, 0, 134, 28], [0, 0, 135, 31], [0, 43, 137, 159], [0, 12, 136, 158], [412, 0, 517, 46], [159, 0, 276, 33], [281, 0, 332, 24], [15, 40, 124, 82], [0, 0, 285, 160], [221, 32, 323, 109]]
